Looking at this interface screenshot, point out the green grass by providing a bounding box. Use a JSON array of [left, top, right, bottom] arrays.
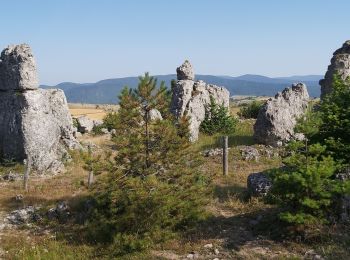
[[194, 120, 255, 151], [0, 160, 25, 177], [2, 236, 95, 260]]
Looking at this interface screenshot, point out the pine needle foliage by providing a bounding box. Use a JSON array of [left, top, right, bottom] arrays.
[[200, 95, 237, 136], [87, 73, 210, 256], [268, 142, 342, 225], [237, 100, 264, 119], [318, 75, 350, 164]]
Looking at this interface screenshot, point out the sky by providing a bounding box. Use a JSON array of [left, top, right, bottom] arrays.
[[0, 0, 349, 85]]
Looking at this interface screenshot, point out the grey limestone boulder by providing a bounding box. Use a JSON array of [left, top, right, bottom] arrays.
[[240, 146, 260, 161], [0, 44, 80, 173], [149, 108, 163, 121], [0, 88, 80, 172], [320, 40, 350, 99], [247, 172, 272, 196], [0, 44, 38, 91], [171, 61, 230, 141], [253, 83, 309, 147], [76, 116, 95, 134], [5, 206, 38, 225]]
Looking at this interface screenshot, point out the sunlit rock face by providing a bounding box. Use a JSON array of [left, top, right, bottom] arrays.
[[253, 83, 309, 147], [320, 40, 350, 99], [171, 60, 230, 142], [0, 44, 80, 173]]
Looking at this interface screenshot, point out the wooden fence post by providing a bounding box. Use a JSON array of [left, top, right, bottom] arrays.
[[223, 136, 228, 175], [88, 171, 94, 188], [24, 156, 31, 191]]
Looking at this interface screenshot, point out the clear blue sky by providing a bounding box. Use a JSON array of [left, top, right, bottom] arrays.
[[0, 0, 349, 85]]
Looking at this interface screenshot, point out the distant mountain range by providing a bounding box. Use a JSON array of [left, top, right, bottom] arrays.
[[40, 74, 323, 104]]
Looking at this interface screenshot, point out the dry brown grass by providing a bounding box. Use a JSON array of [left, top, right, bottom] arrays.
[[230, 106, 241, 116], [0, 154, 88, 213], [79, 133, 112, 147], [69, 108, 106, 120], [68, 103, 119, 120]]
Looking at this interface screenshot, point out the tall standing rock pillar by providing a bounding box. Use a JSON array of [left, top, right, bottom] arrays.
[[170, 60, 230, 142], [0, 44, 80, 173]]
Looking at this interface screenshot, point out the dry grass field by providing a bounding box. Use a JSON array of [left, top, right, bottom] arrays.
[[68, 103, 118, 120]]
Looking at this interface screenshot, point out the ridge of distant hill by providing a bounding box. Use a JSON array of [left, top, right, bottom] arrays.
[[41, 74, 323, 104]]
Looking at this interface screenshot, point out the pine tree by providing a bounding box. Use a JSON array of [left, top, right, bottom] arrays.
[[268, 141, 341, 225], [88, 73, 210, 256], [200, 95, 237, 136], [318, 75, 350, 164]]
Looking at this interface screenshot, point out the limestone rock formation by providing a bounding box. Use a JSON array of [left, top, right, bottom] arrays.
[[253, 83, 309, 147], [176, 60, 194, 80], [171, 61, 230, 141], [76, 116, 95, 134], [75, 116, 104, 134], [149, 108, 163, 121], [240, 146, 260, 161], [320, 40, 350, 99], [0, 44, 38, 91], [0, 44, 80, 173], [247, 172, 272, 196]]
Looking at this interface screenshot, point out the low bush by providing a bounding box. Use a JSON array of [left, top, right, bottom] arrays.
[[200, 96, 237, 135], [102, 112, 119, 131], [267, 141, 343, 226], [237, 101, 264, 119]]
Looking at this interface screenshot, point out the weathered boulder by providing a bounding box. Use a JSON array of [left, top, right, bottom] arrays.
[[176, 60, 194, 80], [0, 88, 80, 172], [76, 116, 104, 134], [320, 40, 350, 99], [171, 61, 230, 141], [140, 108, 163, 123], [0, 44, 80, 173], [253, 83, 309, 147], [149, 108, 163, 121], [5, 206, 38, 225], [76, 116, 94, 134], [0, 44, 38, 91], [202, 147, 231, 157], [100, 128, 109, 134], [0, 171, 22, 182], [93, 119, 103, 127], [240, 146, 260, 161], [247, 172, 272, 196]]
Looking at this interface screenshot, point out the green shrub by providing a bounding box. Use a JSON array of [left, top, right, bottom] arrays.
[[102, 112, 119, 131], [72, 118, 79, 128], [200, 96, 237, 135], [237, 100, 264, 119], [317, 75, 350, 164], [91, 124, 105, 135], [268, 141, 342, 225]]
